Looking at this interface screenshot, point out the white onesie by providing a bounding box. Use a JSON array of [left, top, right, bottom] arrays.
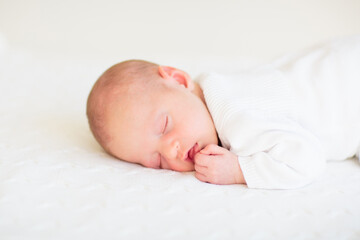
[[197, 36, 360, 189]]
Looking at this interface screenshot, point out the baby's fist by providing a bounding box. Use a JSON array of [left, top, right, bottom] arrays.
[[194, 144, 245, 185]]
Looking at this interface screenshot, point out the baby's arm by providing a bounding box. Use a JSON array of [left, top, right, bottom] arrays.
[[194, 114, 326, 189], [194, 144, 246, 185]]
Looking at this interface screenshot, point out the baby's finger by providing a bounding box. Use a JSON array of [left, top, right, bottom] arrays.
[[200, 144, 226, 155], [194, 163, 208, 173], [195, 171, 208, 183], [194, 152, 211, 166]]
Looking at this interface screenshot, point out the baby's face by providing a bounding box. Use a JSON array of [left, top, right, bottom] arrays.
[[106, 71, 218, 172]]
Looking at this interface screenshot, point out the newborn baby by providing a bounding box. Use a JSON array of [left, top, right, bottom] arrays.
[[87, 36, 360, 189]]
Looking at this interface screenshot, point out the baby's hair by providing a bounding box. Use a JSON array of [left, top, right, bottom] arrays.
[[86, 59, 158, 152]]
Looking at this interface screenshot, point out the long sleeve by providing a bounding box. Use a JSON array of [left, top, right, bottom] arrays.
[[197, 36, 360, 189], [223, 111, 326, 189], [197, 69, 327, 190]]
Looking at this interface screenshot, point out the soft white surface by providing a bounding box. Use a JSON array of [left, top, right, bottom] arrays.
[[1, 44, 360, 240]]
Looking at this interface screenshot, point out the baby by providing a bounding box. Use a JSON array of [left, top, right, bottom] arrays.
[[87, 36, 360, 189]]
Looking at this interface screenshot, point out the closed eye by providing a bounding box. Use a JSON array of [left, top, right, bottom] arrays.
[[162, 115, 168, 134]]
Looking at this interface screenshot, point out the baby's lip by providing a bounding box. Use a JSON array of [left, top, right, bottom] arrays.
[[185, 143, 199, 163]]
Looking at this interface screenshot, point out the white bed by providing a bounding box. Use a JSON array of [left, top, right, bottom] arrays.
[[1, 35, 360, 240]]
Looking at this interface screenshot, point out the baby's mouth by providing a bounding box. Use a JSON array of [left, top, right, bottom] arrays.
[[185, 143, 199, 164]]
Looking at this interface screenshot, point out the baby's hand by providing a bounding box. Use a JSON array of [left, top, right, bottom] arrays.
[[194, 144, 246, 185]]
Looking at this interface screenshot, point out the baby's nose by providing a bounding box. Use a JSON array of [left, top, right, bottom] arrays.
[[163, 140, 180, 160]]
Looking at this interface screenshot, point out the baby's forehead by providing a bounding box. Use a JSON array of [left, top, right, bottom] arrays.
[[104, 71, 166, 120], [107, 85, 155, 119]]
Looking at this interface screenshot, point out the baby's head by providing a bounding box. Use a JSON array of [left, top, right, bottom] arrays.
[[87, 60, 218, 171]]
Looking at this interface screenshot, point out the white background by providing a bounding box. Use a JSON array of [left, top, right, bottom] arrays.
[[1, 0, 360, 64]]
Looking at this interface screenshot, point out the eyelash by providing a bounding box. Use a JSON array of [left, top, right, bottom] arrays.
[[162, 116, 168, 134]]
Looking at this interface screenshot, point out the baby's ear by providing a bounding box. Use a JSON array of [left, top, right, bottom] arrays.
[[158, 66, 194, 90]]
